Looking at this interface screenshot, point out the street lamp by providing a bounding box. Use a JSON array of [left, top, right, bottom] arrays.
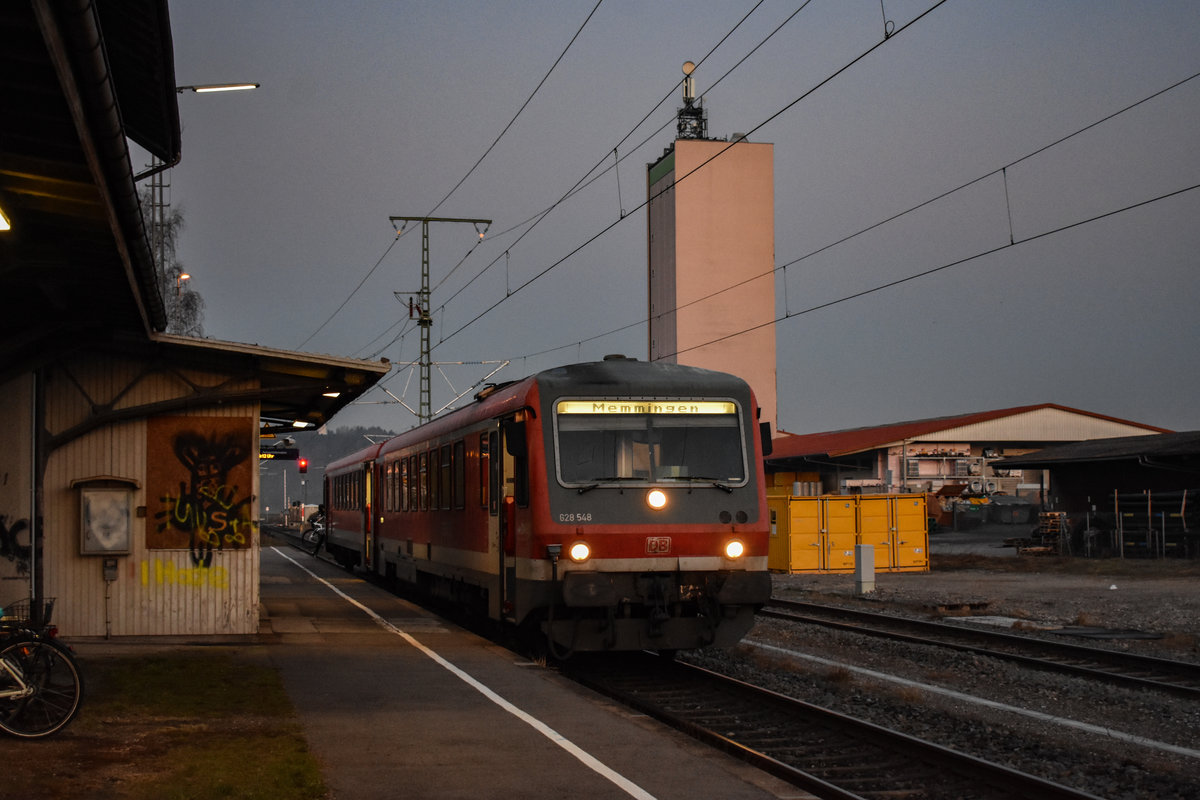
[[176, 272, 190, 296], [176, 83, 260, 94]]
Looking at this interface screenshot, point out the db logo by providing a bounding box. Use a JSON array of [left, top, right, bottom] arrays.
[[646, 536, 671, 554]]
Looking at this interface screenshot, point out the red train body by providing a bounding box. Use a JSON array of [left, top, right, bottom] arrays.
[[323, 357, 771, 654]]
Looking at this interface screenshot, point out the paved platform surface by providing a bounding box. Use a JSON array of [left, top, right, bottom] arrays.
[[256, 544, 805, 800]]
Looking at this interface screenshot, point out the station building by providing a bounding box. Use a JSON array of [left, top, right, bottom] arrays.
[[0, 2, 389, 636]]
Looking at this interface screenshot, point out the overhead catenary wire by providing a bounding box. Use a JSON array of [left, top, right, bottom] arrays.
[[424, 0, 605, 219], [486, 65, 1200, 368], [361, 0, 778, 367], [430, 0, 789, 312], [666, 181, 1200, 361], [430, 0, 950, 355], [295, 1, 604, 352]]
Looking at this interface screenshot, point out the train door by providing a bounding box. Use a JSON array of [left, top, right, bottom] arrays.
[[362, 462, 374, 571], [498, 420, 515, 621], [495, 417, 527, 622]]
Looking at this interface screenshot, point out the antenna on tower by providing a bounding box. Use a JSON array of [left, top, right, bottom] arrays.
[[676, 60, 707, 140]]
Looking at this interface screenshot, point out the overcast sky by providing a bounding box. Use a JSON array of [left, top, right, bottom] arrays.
[[164, 1, 1200, 436]]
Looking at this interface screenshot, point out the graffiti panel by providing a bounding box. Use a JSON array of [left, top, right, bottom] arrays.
[[0, 375, 34, 585], [147, 416, 254, 567]]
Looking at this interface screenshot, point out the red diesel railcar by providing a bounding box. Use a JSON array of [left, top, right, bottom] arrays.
[[323, 356, 771, 655]]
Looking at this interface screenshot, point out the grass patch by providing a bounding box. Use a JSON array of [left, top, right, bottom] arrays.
[[89, 650, 295, 719], [4, 648, 326, 800], [121, 731, 324, 800]]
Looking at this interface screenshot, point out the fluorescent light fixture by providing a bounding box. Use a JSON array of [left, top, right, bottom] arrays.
[[177, 83, 260, 94], [0, 205, 10, 232], [293, 420, 313, 428], [322, 391, 341, 398]]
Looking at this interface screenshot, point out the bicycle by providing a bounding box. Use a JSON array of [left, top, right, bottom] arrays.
[[299, 515, 326, 556], [0, 598, 83, 738]]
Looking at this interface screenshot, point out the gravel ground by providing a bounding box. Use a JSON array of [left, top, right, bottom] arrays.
[[683, 549, 1200, 799]]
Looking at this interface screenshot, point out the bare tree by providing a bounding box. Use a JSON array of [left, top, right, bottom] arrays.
[[142, 187, 205, 336]]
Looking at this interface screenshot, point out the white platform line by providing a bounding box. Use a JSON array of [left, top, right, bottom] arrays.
[[272, 547, 657, 800], [748, 639, 1200, 760]]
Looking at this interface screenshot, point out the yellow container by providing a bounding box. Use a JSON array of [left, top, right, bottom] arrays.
[[766, 491, 929, 574]]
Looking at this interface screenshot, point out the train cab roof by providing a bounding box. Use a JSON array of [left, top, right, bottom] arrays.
[[360, 358, 759, 465], [325, 441, 384, 473], [532, 357, 754, 399]]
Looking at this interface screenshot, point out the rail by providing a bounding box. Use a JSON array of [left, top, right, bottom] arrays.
[[566, 653, 1101, 800], [760, 599, 1200, 698]]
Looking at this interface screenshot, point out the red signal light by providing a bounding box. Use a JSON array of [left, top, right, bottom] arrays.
[[298, 458, 308, 474]]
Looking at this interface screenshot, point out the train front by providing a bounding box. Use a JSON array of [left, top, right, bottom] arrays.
[[525, 359, 771, 655]]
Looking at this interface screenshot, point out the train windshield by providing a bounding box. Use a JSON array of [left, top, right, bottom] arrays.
[[553, 399, 746, 486]]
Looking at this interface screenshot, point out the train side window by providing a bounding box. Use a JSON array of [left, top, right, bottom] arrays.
[[400, 458, 409, 512], [504, 420, 529, 509], [419, 451, 429, 511], [514, 454, 529, 508], [430, 448, 440, 510], [479, 433, 489, 509], [393, 461, 401, 512], [409, 455, 418, 511], [440, 444, 452, 510], [383, 462, 393, 512], [488, 431, 499, 516], [392, 461, 400, 512], [453, 440, 466, 510]]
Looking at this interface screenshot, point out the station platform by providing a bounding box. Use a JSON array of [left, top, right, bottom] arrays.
[[257, 544, 804, 800]]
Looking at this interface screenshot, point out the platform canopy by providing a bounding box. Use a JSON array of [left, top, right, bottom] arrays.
[[0, 1, 389, 438]]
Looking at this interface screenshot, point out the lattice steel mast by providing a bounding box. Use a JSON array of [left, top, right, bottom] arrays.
[[389, 216, 491, 424]]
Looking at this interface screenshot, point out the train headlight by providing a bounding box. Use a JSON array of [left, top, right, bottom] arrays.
[[646, 489, 668, 510], [724, 539, 746, 560], [569, 542, 591, 562]]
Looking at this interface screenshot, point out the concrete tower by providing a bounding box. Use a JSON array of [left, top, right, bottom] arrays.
[[647, 63, 777, 432]]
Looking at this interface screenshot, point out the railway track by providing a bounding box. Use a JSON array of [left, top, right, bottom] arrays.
[[759, 599, 1200, 698], [567, 653, 1100, 800]]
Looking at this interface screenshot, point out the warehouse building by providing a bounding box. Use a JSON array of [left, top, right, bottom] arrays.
[[766, 404, 1169, 502]]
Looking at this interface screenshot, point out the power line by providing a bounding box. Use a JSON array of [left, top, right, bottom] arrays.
[[485, 65, 1200, 367], [295, 2, 602, 352], [431, 0, 950, 354], [295, 232, 407, 350], [668, 182, 1200, 360], [426, 1, 776, 314], [424, 0, 605, 218]]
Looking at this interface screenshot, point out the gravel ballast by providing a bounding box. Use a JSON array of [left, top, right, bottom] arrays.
[[684, 552, 1200, 799]]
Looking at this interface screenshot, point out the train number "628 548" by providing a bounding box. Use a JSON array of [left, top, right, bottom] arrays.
[[558, 512, 593, 523]]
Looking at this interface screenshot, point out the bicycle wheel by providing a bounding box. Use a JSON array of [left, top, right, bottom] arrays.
[[301, 527, 324, 556], [0, 638, 83, 738]]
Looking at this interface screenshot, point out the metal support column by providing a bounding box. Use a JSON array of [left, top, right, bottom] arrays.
[[389, 216, 490, 424]]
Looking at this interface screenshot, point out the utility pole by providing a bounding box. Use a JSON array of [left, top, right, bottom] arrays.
[[389, 216, 491, 424]]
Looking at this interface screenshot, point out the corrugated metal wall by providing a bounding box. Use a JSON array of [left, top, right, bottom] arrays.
[[42, 358, 260, 637]]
